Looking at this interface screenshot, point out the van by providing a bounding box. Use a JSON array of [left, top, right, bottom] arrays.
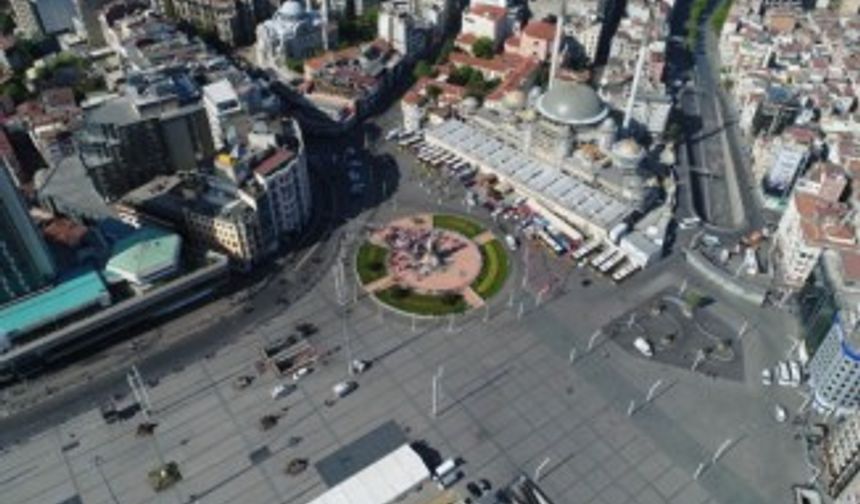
[[633, 337, 654, 357], [777, 361, 791, 386]]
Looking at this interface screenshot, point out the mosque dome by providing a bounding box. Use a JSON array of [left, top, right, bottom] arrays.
[[536, 81, 609, 126], [612, 138, 646, 169], [279, 0, 305, 18], [461, 96, 479, 113]]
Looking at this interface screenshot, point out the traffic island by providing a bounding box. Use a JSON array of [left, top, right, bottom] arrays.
[[356, 214, 509, 316]]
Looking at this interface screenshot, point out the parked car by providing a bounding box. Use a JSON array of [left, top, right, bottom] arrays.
[[271, 383, 297, 399], [333, 381, 358, 398], [466, 482, 483, 498], [760, 368, 772, 386]]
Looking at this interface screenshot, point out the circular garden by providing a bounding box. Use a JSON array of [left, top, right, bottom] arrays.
[[356, 214, 509, 316]]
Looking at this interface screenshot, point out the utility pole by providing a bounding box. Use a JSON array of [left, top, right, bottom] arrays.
[[646, 379, 663, 403], [588, 330, 601, 351]]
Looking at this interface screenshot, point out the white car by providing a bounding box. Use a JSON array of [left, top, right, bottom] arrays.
[[271, 383, 296, 399], [333, 381, 358, 398], [385, 129, 401, 141], [633, 337, 654, 358], [760, 368, 772, 386], [773, 404, 788, 423], [292, 367, 311, 381]]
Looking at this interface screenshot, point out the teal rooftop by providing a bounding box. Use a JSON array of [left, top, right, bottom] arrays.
[[105, 226, 182, 286], [0, 270, 111, 342]]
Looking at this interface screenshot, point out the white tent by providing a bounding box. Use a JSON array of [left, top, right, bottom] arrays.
[[306, 445, 430, 504]]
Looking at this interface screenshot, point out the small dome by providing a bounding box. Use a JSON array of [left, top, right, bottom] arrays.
[[503, 90, 526, 110], [612, 138, 646, 169], [279, 0, 304, 18], [462, 96, 479, 111], [615, 138, 644, 158], [536, 81, 608, 126], [599, 117, 617, 132]]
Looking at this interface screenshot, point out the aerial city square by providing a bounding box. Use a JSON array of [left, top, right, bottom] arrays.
[[0, 0, 859, 501]]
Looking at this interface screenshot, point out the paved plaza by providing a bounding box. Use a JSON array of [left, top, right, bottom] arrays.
[[0, 108, 812, 504], [0, 233, 809, 504]]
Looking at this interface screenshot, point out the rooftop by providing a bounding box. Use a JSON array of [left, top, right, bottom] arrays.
[[105, 226, 182, 285], [0, 270, 110, 341], [467, 4, 508, 22], [253, 148, 296, 177], [522, 20, 556, 41]]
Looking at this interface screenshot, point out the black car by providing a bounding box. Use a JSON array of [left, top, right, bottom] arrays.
[[466, 481, 483, 498], [100, 399, 118, 424]]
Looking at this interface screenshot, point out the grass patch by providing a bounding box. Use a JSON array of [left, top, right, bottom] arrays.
[[433, 214, 484, 238], [376, 287, 468, 315], [472, 239, 509, 299], [356, 242, 388, 285]]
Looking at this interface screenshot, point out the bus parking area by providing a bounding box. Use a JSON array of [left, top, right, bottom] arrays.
[[395, 130, 649, 286]]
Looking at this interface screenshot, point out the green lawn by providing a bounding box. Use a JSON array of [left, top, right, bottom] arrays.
[[376, 287, 468, 315], [433, 214, 484, 238], [472, 239, 509, 299], [356, 242, 389, 285]]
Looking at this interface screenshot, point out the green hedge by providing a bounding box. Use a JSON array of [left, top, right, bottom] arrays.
[[376, 287, 468, 315], [356, 243, 389, 284], [433, 214, 484, 238], [472, 239, 509, 299]]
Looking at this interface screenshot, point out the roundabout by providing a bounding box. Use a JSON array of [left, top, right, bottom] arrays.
[[356, 214, 509, 316]]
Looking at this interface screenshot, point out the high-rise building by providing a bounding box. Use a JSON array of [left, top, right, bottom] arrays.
[[809, 312, 860, 414], [78, 79, 214, 200], [0, 161, 56, 305]]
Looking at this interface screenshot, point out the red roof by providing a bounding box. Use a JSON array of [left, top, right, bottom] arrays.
[[794, 191, 855, 248], [42, 218, 89, 248], [841, 251, 860, 283], [467, 4, 507, 22], [456, 33, 478, 47], [522, 21, 556, 42], [254, 148, 295, 176]]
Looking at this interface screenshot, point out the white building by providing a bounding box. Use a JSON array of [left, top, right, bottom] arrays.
[[255, 0, 335, 68], [459, 4, 508, 50], [773, 163, 853, 289], [203, 79, 250, 150], [250, 130, 313, 234], [377, 2, 428, 57]]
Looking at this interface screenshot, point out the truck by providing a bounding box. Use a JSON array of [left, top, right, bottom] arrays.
[[433, 458, 461, 489]]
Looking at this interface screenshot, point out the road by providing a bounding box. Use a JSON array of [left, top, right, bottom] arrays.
[[667, 0, 768, 237]]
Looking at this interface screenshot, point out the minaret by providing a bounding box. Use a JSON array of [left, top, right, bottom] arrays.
[[623, 44, 648, 133], [321, 0, 330, 51], [548, 1, 566, 88]]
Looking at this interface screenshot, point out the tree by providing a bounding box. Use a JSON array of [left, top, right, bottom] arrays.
[[426, 84, 442, 103], [0, 12, 15, 35], [413, 60, 436, 80], [435, 38, 455, 65], [471, 37, 495, 59], [285, 58, 304, 73]]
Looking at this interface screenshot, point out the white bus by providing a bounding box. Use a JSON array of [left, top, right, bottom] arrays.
[[599, 252, 626, 273]]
